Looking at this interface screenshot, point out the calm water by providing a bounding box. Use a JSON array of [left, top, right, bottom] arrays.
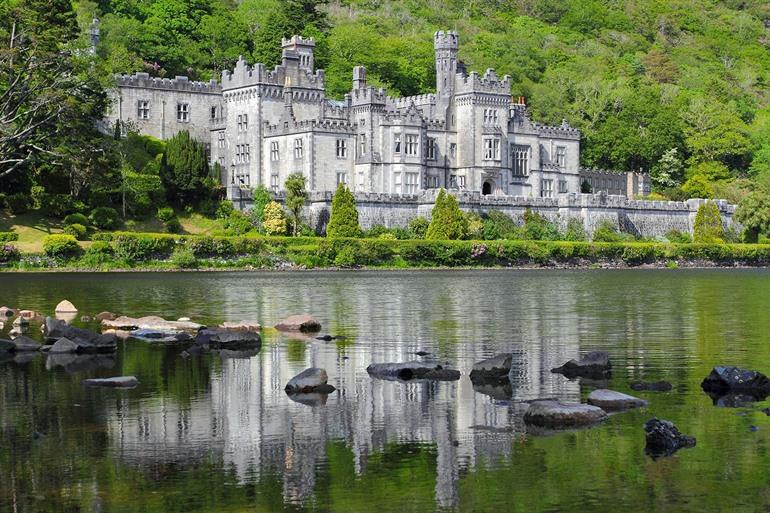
[[1, 270, 770, 512]]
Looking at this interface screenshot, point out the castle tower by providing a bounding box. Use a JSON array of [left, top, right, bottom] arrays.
[[434, 31, 459, 99], [281, 35, 315, 71], [353, 66, 367, 90]]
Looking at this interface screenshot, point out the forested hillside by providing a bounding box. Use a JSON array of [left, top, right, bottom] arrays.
[[80, 0, 770, 199]]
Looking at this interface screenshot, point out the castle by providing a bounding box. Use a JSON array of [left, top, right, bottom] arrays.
[[106, 31, 649, 204]]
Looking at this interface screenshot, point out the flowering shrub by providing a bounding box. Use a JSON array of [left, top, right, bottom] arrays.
[[471, 243, 487, 258], [0, 243, 20, 263]]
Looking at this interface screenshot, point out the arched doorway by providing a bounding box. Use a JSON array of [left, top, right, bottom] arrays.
[[482, 181, 493, 196]]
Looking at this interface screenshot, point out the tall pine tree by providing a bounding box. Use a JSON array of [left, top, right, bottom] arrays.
[[159, 130, 210, 205]]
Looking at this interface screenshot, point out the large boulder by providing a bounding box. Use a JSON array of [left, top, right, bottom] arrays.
[[587, 389, 647, 411], [366, 361, 461, 381], [551, 351, 611, 378], [43, 317, 115, 353], [10, 335, 41, 352], [469, 354, 512, 383], [700, 366, 770, 401], [523, 400, 607, 429], [54, 300, 78, 313], [644, 418, 696, 457], [82, 376, 139, 388], [0, 338, 15, 352], [630, 381, 672, 392], [102, 315, 203, 333], [47, 353, 115, 373], [285, 368, 335, 394], [274, 315, 321, 333], [195, 328, 261, 349]]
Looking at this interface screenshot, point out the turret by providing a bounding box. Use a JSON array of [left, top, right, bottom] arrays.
[[353, 66, 367, 90], [281, 35, 315, 71], [434, 30, 459, 99]]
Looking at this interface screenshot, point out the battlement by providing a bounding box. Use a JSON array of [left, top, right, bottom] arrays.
[[350, 86, 387, 105], [116, 73, 221, 94], [579, 167, 629, 177], [221, 56, 325, 91], [391, 94, 436, 110], [455, 69, 511, 95], [281, 35, 315, 48], [535, 119, 581, 140], [434, 30, 459, 50], [265, 117, 356, 135]]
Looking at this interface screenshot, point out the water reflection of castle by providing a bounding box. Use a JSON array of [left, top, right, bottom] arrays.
[[106, 274, 585, 509]]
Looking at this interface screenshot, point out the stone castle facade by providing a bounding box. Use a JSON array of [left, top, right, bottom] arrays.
[[106, 32, 650, 203]]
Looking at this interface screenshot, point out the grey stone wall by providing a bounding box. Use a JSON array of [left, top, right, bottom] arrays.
[[276, 191, 736, 238]]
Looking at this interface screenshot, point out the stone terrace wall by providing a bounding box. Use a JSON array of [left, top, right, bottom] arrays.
[[270, 190, 736, 238]]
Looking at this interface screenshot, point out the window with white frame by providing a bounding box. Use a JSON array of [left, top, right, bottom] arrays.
[[512, 144, 530, 176], [137, 100, 150, 120], [484, 138, 500, 160], [270, 174, 279, 190], [235, 144, 242, 164], [558, 179, 568, 193], [556, 146, 567, 168], [243, 144, 250, 163], [176, 103, 189, 123], [336, 172, 347, 185], [217, 131, 225, 148], [336, 139, 347, 158], [483, 108, 499, 124], [393, 172, 402, 193], [294, 138, 303, 159], [450, 143, 457, 158], [270, 141, 279, 161], [457, 175, 466, 188], [237, 114, 248, 132], [426, 138, 436, 160], [405, 134, 418, 156], [404, 172, 419, 194], [427, 175, 439, 188], [541, 179, 554, 198], [394, 134, 401, 154], [359, 134, 367, 156]]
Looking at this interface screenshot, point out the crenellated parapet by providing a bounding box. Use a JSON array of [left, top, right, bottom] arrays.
[[455, 69, 511, 96], [535, 119, 581, 140], [391, 93, 436, 110], [115, 73, 221, 94], [221, 56, 325, 91], [264, 117, 357, 136], [350, 86, 387, 105], [434, 30, 459, 50]]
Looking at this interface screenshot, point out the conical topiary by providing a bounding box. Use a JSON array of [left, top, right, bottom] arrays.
[[426, 189, 467, 240], [327, 183, 361, 237]]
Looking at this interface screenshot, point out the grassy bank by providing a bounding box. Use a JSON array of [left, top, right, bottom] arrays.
[[3, 232, 770, 271]]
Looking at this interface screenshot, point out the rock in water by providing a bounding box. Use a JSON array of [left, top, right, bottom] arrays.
[[102, 315, 203, 333], [274, 315, 321, 333], [219, 321, 262, 332], [630, 381, 672, 392], [523, 400, 607, 429], [195, 328, 261, 350], [644, 418, 696, 457], [11, 335, 41, 352], [469, 354, 512, 383], [285, 368, 335, 394], [95, 311, 117, 321], [55, 300, 78, 313], [48, 337, 80, 354], [587, 389, 648, 411], [551, 351, 611, 378], [82, 376, 139, 388], [366, 361, 461, 381], [700, 366, 770, 401]]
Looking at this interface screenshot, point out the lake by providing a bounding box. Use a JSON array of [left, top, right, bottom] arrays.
[[1, 269, 770, 513]]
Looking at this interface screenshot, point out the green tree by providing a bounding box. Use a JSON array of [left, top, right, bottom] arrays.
[[326, 183, 360, 238], [262, 200, 287, 235], [248, 185, 272, 230], [251, 0, 329, 68], [159, 130, 210, 205], [734, 192, 770, 243], [693, 201, 725, 243], [651, 148, 684, 189], [284, 172, 307, 236], [426, 189, 467, 240]]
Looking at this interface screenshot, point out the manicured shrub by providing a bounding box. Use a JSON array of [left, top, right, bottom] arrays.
[[63, 213, 89, 226], [160, 130, 211, 205], [327, 184, 361, 238], [0, 243, 20, 263], [426, 189, 467, 240], [263, 201, 287, 236], [85, 241, 113, 256], [6, 193, 30, 215], [113, 233, 175, 261], [408, 217, 429, 239], [693, 201, 725, 243], [0, 232, 19, 243], [43, 234, 81, 258], [171, 247, 198, 269], [63, 223, 88, 240], [90, 207, 120, 230], [223, 212, 253, 235]]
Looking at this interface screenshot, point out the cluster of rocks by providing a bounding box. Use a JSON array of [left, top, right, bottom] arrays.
[[700, 365, 770, 406]]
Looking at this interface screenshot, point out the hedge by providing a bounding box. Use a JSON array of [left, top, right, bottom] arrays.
[[0, 232, 19, 243]]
